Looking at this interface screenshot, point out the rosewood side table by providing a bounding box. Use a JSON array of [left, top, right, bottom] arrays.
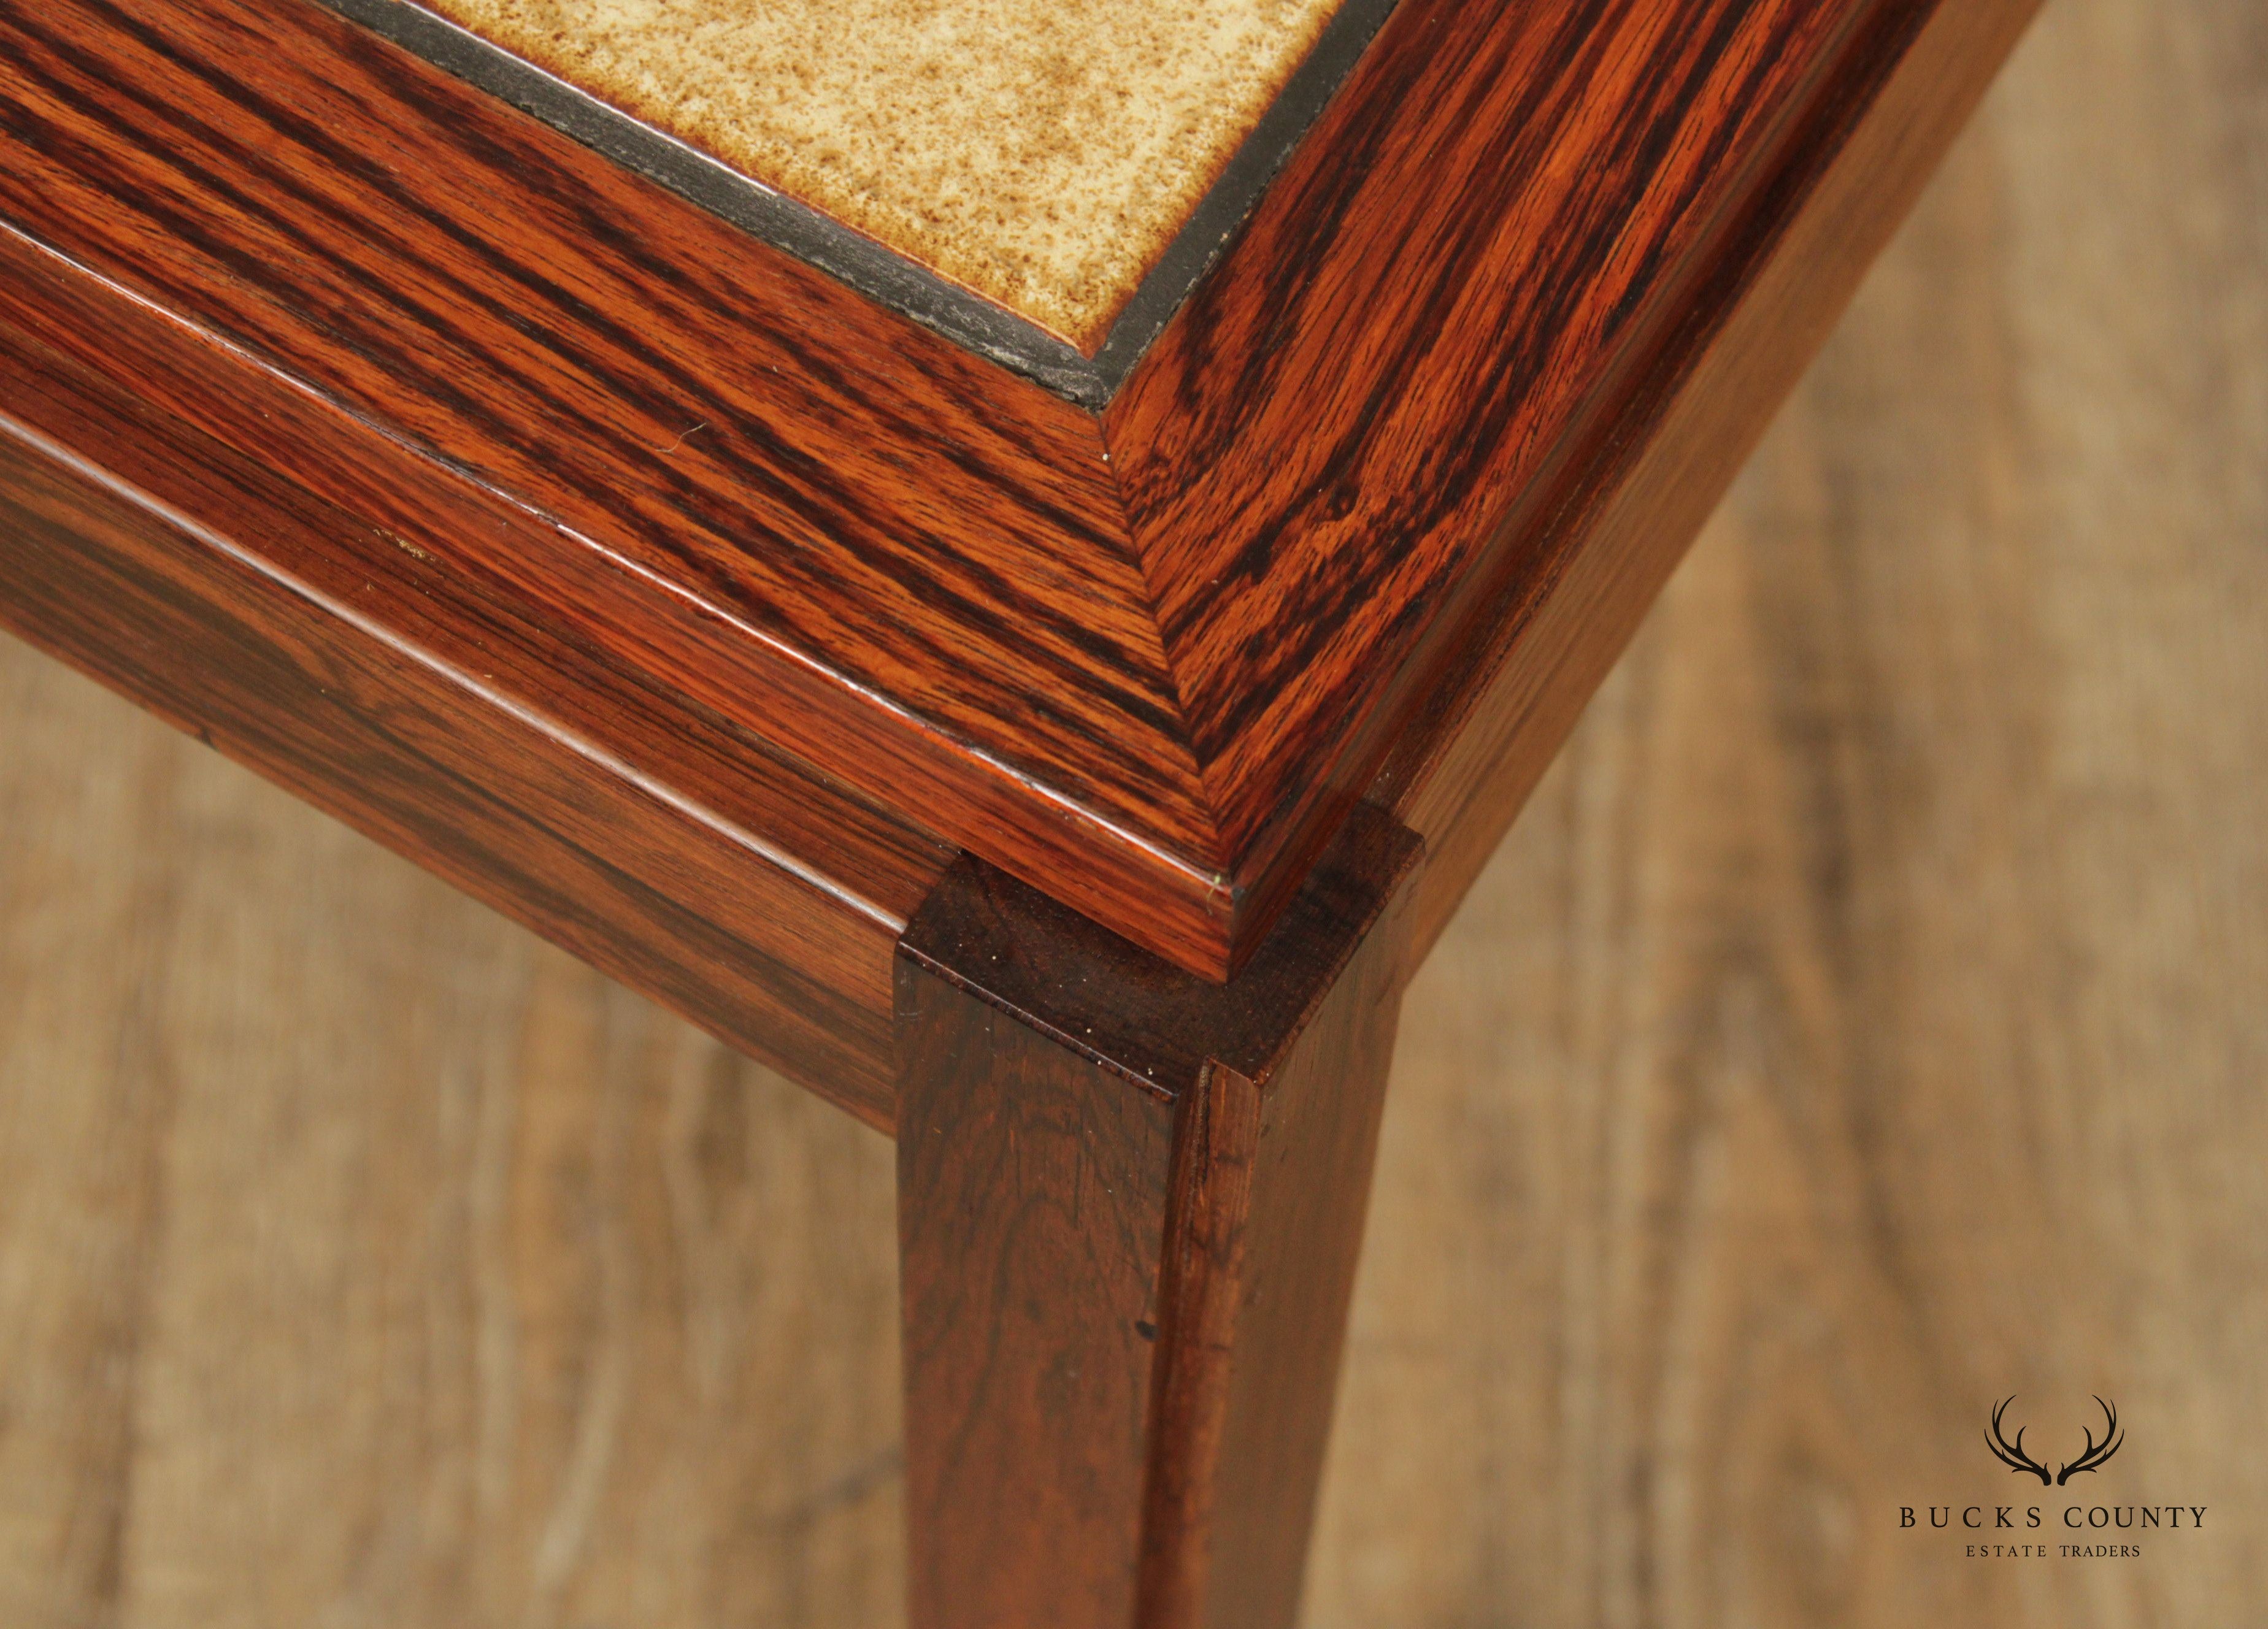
[[0, 0, 2037, 1622]]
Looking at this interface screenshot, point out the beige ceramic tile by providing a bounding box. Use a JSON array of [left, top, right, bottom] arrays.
[[421, 0, 1348, 348]]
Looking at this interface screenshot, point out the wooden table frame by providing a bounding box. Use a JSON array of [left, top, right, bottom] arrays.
[[0, 0, 2035, 1623]]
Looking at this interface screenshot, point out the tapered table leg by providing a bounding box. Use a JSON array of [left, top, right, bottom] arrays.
[[894, 808, 1421, 1629]]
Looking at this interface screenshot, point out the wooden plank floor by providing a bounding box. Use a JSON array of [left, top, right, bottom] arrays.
[[2, 0, 2262, 1622]]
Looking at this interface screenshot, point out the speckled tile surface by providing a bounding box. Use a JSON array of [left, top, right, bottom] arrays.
[[418, 0, 1349, 348]]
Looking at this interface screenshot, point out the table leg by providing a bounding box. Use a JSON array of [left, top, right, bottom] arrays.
[[893, 811, 1418, 1629]]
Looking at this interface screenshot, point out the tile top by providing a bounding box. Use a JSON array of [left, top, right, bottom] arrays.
[[419, 0, 1351, 351]]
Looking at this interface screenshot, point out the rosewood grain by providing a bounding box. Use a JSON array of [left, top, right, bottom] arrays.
[[1370, 0, 2044, 958], [1104, 0, 1926, 952], [1134, 905, 1410, 1629], [894, 968, 1174, 1629], [0, 0, 1233, 973], [0, 0, 2031, 981], [0, 300, 947, 1129], [895, 806, 1419, 1629]]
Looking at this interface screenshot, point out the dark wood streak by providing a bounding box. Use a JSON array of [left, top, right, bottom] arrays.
[[0, 0, 1237, 969], [1375, 0, 2044, 959], [0, 0, 2028, 983], [1104, 0, 1897, 947]]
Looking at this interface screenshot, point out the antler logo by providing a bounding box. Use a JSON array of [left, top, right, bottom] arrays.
[[1986, 1396, 2123, 1486]]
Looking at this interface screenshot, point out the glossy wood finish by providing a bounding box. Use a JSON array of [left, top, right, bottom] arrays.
[[1368, 0, 2045, 957], [895, 810, 1418, 1629], [1103, 0, 1949, 951], [5, 4, 2258, 1618], [1136, 910, 1411, 1629], [1320, 12, 2268, 1608], [895, 964, 1174, 1629], [0, 0, 2038, 1094], [0, 260, 949, 1130], [0, 4, 2044, 1620], [0, 0, 1231, 975], [0, 0, 2031, 979]]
